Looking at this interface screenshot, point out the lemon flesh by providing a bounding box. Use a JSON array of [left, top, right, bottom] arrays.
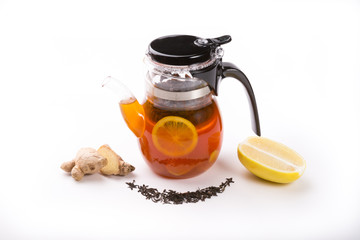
[[237, 136, 306, 183], [152, 116, 198, 157]]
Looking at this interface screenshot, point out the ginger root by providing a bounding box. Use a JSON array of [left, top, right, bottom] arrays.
[[61, 147, 107, 181], [97, 144, 135, 176], [61, 145, 135, 181]]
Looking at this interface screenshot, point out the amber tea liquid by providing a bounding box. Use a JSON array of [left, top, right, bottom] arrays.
[[134, 97, 223, 178]]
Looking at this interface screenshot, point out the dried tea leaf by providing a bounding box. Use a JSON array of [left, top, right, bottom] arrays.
[[125, 178, 234, 204]]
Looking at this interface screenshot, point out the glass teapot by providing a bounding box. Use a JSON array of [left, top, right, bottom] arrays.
[[103, 35, 261, 178]]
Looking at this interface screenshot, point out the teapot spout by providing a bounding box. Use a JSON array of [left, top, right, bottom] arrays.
[[102, 76, 145, 138]]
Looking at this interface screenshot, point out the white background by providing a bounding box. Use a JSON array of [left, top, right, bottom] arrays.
[[0, 0, 359, 239]]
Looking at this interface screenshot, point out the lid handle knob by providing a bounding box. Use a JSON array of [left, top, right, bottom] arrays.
[[195, 35, 232, 48]]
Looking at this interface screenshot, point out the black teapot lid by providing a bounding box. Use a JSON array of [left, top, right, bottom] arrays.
[[148, 35, 231, 65]]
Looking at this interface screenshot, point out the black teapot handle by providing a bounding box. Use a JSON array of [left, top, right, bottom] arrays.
[[221, 62, 261, 136]]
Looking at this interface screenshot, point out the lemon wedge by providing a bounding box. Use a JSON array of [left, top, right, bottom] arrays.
[[237, 136, 306, 183]]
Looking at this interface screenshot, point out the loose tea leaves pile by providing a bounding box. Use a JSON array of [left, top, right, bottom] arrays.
[[126, 178, 234, 204]]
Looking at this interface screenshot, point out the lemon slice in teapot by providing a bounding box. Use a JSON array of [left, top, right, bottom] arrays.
[[152, 116, 198, 157]]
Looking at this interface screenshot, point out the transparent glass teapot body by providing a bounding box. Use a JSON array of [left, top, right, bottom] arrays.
[[138, 55, 223, 178]]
